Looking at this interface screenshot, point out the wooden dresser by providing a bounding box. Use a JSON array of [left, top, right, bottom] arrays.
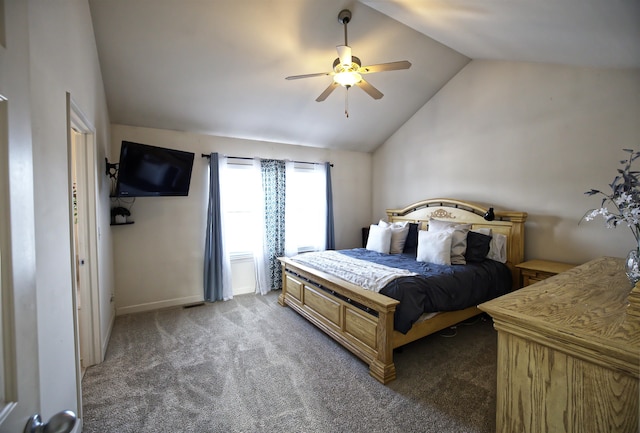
[[479, 256, 639, 433]]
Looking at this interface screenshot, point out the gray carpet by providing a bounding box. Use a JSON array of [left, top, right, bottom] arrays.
[[82, 291, 497, 433]]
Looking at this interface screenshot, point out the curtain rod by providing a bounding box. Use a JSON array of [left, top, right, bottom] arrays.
[[201, 154, 333, 167]]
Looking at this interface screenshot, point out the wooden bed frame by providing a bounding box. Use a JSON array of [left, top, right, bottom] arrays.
[[277, 198, 527, 384]]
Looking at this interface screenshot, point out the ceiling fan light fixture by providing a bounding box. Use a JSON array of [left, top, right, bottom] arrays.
[[332, 55, 362, 87], [334, 71, 362, 87]]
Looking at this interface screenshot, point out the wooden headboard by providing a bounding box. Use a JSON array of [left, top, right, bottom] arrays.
[[386, 198, 528, 289]]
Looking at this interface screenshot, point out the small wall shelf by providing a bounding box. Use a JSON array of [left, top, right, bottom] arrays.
[[110, 221, 134, 226]]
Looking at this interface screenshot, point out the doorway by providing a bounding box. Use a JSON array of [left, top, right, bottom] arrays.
[[70, 129, 91, 373], [67, 96, 102, 382]]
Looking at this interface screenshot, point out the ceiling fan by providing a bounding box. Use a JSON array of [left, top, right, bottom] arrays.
[[285, 9, 411, 117]]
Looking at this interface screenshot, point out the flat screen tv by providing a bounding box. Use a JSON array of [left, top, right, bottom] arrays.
[[114, 141, 195, 197]]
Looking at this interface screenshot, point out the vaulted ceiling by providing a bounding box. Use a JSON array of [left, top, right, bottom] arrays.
[[88, 0, 640, 153]]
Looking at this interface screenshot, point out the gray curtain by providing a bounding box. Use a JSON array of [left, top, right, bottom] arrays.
[[325, 162, 335, 250], [203, 152, 224, 302], [261, 159, 286, 291]]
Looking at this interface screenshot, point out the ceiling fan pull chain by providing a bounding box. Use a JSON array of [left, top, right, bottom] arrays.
[[345, 87, 349, 118]]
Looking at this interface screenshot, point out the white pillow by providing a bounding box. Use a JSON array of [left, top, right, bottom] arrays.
[[378, 220, 410, 254], [487, 233, 507, 263], [473, 228, 492, 236], [428, 219, 471, 265], [365, 224, 392, 254], [416, 230, 453, 265]]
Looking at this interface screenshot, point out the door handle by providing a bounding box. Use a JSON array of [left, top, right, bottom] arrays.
[[24, 410, 77, 433]]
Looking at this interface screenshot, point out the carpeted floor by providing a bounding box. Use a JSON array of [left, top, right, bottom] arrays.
[[82, 291, 498, 433]]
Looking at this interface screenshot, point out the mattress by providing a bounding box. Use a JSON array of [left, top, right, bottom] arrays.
[[335, 248, 512, 333]]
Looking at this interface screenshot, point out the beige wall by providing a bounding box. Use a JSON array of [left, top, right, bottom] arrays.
[[109, 125, 372, 314], [109, 61, 640, 313], [373, 60, 640, 264]]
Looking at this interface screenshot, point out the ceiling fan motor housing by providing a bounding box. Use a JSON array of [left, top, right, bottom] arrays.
[[333, 56, 361, 73]]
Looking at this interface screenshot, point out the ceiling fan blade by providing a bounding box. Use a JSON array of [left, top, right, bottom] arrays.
[[336, 45, 352, 67], [356, 79, 383, 100], [316, 82, 339, 102], [285, 71, 334, 80], [359, 60, 412, 74]]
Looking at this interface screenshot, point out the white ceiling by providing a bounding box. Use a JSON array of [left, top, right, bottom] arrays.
[[88, 0, 640, 153]]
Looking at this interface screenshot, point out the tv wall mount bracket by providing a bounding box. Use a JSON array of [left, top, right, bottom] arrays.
[[105, 158, 118, 179]]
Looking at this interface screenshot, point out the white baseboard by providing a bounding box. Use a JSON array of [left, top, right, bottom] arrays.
[[116, 295, 205, 316], [233, 285, 255, 296], [101, 311, 115, 362]]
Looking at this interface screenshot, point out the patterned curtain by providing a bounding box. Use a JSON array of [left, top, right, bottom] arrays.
[[261, 159, 287, 291]]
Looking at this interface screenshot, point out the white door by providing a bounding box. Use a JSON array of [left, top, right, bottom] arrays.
[[0, 87, 39, 431], [0, 4, 40, 424]]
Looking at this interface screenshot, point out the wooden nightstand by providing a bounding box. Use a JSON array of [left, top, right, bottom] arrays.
[[515, 259, 575, 287]]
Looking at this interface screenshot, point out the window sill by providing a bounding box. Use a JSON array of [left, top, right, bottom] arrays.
[[230, 252, 253, 261]]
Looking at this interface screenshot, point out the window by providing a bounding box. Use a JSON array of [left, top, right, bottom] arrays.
[[221, 159, 328, 258], [285, 162, 327, 254], [220, 161, 262, 257]]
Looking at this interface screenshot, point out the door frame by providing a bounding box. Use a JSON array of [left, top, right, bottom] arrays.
[[66, 94, 102, 415]]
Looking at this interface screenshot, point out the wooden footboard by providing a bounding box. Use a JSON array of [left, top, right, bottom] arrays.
[[278, 258, 399, 384]]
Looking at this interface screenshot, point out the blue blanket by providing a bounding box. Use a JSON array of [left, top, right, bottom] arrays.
[[338, 249, 512, 333]]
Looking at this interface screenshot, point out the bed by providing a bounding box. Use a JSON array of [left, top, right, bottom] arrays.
[[277, 198, 527, 384]]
